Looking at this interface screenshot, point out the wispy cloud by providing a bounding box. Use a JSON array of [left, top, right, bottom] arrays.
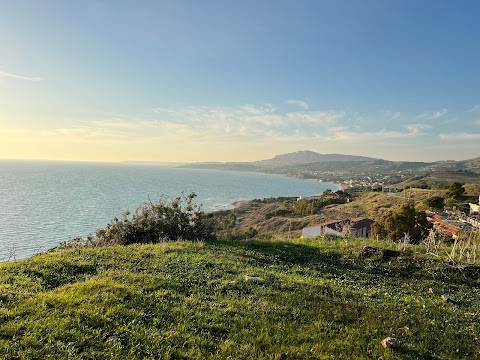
[[381, 111, 402, 121], [391, 112, 401, 120], [467, 105, 480, 113], [2, 104, 442, 147], [323, 124, 431, 142], [405, 123, 432, 135], [287, 99, 309, 110], [285, 111, 342, 126], [150, 105, 348, 140], [0, 70, 43, 82], [89, 119, 165, 129], [415, 108, 447, 120], [69, 106, 435, 145], [3, 103, 480, 162]]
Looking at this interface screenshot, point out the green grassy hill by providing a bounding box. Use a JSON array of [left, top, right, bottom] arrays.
[[1, 238, 479, 359]]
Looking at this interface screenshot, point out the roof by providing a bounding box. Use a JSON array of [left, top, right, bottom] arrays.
[[313, 219, 345, 227], [351, 218, 375, 229], [427, 214, 461, 236], [324, 192, 341, 197]]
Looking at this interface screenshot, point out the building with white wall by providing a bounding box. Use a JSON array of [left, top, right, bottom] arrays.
[[470, 196, 480, 215], [302, 218, 374, 238]]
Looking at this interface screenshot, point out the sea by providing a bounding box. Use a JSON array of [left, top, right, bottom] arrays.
[[0, 160, 339, 262]]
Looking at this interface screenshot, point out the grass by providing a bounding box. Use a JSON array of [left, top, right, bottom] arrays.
[[0, 238, 479, 359]]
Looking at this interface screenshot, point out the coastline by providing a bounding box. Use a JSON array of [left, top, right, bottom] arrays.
[[229, 179, 342, 210], [1, 163, 340, 262], [232, 199, 252, 208]]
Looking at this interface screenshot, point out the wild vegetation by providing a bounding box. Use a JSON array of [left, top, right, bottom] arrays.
[[371, 203, 432, 244], [397, 172, 480, 189], [65, 193, 216, 247], [1, 237, 479, 359], [292, 191, 348, 216], [213, 189, 442, 239], [423, 196, 445, 210]]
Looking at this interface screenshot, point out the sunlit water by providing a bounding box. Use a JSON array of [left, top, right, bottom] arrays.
[[0, 160, 339, 262]]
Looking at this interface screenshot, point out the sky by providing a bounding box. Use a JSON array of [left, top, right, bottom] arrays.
[[1, 0, 479, 163]]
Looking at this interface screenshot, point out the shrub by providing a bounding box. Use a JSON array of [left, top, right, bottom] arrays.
[[446, 182, 465, 201], [217, 227, 258, 241], [265, 208, 292, 219], [93, 193, 216, 246], [323, 233, 343, 241]]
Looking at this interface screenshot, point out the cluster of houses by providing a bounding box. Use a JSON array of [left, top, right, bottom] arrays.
[[301, 196, 480, 240], [300, 193, 480, 240], [425, 213, 479, 239], [425, 212, 465, 238], [301, 213, 477, 241], [429, 196, 480, 239]]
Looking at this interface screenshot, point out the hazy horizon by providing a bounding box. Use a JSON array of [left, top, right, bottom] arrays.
[[0, 149, 477, 165], [1, 1, 479, 163]]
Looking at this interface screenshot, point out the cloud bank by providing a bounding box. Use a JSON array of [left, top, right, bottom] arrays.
[[1, 104, 479, 162]]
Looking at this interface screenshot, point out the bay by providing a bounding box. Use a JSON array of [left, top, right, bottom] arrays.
[[0, 160, 339, 262]]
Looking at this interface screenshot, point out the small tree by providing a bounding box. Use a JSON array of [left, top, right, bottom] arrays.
[[424, 196, 445, 210], [446, 182, 465, 201], [371, 203, 432, 244]]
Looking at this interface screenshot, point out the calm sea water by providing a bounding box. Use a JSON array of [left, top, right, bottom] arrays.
[[0, 160, 338, 262]]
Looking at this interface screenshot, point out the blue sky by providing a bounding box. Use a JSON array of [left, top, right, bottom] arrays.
[[1, 0, 479, 162]]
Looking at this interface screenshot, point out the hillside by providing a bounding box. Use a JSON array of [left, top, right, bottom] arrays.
[[432, 157, 480, 173], [180, 151, 480, 185], [394, 172, 480, 188], [264, 159, 434, 175], [1, 239, 479, 359], [230, 190, 446, 237]]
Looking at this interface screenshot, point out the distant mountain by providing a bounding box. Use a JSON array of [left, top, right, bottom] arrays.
[[180, 150, 378, 172], [253, 150, 377, 168], [180, 151, 480, 182], [421, 157, 480, 173], [265, 159, 435, 174]]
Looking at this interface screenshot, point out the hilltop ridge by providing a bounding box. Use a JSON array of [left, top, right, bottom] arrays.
[[253, 150, 376, 167], [180, 150, 480, 185]]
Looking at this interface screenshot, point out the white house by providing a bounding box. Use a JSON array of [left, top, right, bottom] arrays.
[[302, 218, 374, 238], [469, 196, 480, 215], [382, 186, 400, 193]]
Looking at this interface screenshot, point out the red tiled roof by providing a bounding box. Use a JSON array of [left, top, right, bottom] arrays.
[[427, 214, 461, 236]]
